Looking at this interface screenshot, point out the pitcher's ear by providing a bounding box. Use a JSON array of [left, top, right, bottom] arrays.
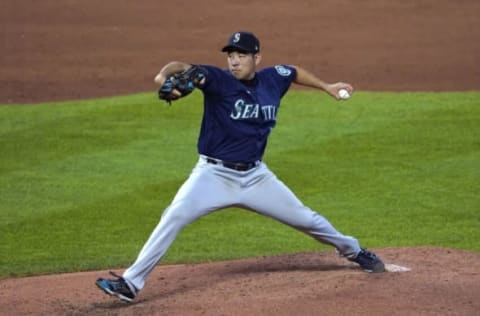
[[254, 53, 262, 65]]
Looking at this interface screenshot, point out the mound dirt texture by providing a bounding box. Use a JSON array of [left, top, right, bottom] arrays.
[[1, 1, 479, 315], [1, 248, 480, 315]]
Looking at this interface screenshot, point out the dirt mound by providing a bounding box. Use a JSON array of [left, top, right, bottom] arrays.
[[1, 247, 479, 315]]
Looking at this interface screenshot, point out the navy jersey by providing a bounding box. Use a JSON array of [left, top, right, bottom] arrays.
[[196, 65, 297, 163]]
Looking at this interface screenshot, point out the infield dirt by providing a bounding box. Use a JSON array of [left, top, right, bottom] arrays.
[[1, 1, 479, 315]]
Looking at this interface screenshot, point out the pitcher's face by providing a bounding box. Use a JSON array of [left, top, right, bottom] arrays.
[[227, 51, 261, 80]]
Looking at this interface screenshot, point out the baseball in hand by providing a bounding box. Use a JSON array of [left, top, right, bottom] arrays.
[[338, 89, 350, 100]]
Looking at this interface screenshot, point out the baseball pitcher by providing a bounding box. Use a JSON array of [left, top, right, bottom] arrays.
[[96, 31, 385, 303]]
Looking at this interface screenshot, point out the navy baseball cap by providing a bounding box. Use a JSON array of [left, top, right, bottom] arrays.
[[221, 31, 260, 54]]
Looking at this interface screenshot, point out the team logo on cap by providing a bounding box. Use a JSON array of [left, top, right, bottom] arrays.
[[233, 33, 241, 43], [275, 65, 291, 76]]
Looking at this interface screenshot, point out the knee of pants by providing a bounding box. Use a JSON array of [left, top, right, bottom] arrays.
[[161, 198, 203, 228], [288, 207, 328, 230]]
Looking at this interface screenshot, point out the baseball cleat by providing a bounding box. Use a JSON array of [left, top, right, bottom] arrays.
[[95, 271, 137, 303], [348, 248, 385, 273]]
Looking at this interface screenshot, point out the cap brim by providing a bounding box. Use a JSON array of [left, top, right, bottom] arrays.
[[221, 45, 254, 54]]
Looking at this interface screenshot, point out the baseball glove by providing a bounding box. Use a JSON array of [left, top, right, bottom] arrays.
[[158, 65, 207, 104]]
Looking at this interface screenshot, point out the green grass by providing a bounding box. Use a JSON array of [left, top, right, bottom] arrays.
[[1, 91, 479, 277]]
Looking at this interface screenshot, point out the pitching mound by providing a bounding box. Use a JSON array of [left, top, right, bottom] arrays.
[[1, 247, 479, 315]]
